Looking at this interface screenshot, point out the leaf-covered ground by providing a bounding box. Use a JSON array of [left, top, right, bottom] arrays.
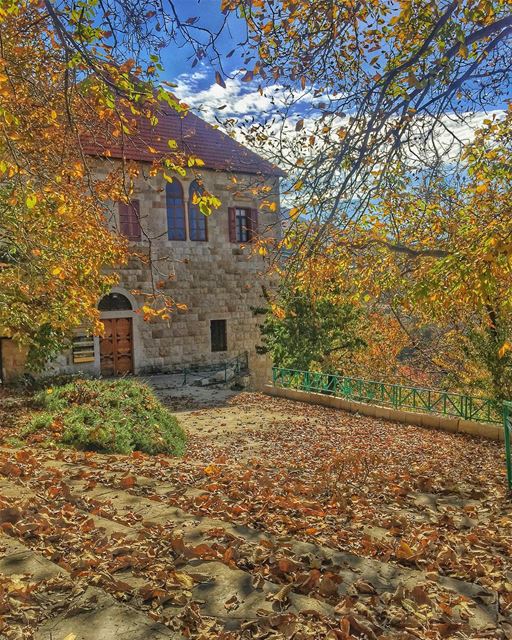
[[0, 388, 511, 639]]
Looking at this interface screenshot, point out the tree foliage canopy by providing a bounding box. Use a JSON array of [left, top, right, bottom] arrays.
[[221, 0, 511, 237], [0, 0, 221, 364], [257, 285, 365, 372], [282, 111, 512, 396]]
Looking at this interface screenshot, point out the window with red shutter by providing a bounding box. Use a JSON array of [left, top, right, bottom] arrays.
[[119, 200, 141, 241]]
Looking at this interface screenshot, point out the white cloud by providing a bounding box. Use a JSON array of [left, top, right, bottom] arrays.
[[172, 66, 315, 123], [170, 66, 506, 209], [173, 67, 504, 153]]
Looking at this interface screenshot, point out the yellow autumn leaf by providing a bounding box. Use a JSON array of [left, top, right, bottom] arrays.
[[498, 341, 511, 359], [271, 304, 286, 320], [26, 194, 37, 209], [396, 540, 415, 559], [204, 464, 219, 476]]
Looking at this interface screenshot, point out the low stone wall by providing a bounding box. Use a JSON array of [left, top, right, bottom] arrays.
[[264, 385, 504, 442]]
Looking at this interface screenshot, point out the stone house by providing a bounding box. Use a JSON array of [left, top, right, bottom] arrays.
[[0, 104, 283, 385]]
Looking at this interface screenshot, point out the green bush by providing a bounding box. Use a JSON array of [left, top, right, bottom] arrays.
[[22, 411, 54, 434], [28, 378, 186, 456]]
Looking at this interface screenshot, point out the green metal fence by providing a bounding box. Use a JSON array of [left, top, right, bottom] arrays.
[[503, 402, 512, 490], [272, 367, 503, 424], [273, 367, 512, 490]]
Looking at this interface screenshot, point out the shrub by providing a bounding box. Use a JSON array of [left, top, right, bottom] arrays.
[[22, 411, 54, 434], [27, 378, 186, 456]]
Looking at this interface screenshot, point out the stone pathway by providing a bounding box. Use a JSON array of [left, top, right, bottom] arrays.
[[0, 447, 501, 639]]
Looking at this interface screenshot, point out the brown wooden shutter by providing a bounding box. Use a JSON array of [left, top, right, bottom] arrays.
[[118, 201, 129, 237], [119, 200, 141, 241], [228, 207, 236, 243], [248, 208, 259, 241], [130, 200, 141, 241]]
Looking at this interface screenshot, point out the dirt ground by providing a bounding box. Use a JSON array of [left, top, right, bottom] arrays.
[[0, 387, 511, 639]]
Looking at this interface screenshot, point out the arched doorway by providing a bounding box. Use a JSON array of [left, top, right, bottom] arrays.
[[98, 292, 134, 376]]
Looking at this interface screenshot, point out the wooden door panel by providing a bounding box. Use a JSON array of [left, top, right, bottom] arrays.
[[100, 319, 115, 376], [100, 317, 133, 376]]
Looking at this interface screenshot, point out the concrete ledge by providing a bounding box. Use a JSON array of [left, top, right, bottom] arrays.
[[438, 416, 460, 433], [458, 419, 502, 441], [264, 385, 502, 441]]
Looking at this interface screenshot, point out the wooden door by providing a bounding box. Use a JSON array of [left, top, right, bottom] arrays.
[[100, 318, 133, 376]]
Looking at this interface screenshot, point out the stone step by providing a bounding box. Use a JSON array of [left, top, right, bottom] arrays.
[[0, 533, 179, 640], [0, 449, 501, 637], [36, 456, 500, 634], [0, 464, 335, 636]]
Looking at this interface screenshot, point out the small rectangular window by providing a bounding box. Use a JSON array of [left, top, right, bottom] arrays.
[[210, 319, 227, 352], [72, 332, 95, 364], [229, 207, 258, 243], [235, 208, 250, 243]]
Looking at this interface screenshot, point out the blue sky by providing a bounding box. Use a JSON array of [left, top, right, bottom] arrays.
[[159, 0, 247, 86], [154, 1, 505, 172], [156, 1, 320, 137]]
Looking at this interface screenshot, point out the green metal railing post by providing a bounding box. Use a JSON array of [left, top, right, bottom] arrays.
[[504, 402, 512, 490], [393, 385, 399, 409]]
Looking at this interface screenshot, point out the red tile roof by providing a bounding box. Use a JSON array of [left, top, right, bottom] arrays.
[[82, 103, 285, 177]]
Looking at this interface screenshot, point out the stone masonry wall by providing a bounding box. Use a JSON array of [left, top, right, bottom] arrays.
[[1, 339, 28, 383], [50, 162, 281, 384]]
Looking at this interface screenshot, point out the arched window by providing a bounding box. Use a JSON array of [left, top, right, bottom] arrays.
[[98, 292, 133, 312], [166, 180, 186, 241], [188, 180, 207, 242]]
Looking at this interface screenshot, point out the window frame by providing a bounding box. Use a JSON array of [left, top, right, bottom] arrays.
[[71, 331, 95, 364], [229, 206, 258, 243], [188, 181, 208, 242], [98, 293, 133, 312], [235, 207, 250, 243], [166, 180, 187, 241], [210, 319, 227, 353]]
